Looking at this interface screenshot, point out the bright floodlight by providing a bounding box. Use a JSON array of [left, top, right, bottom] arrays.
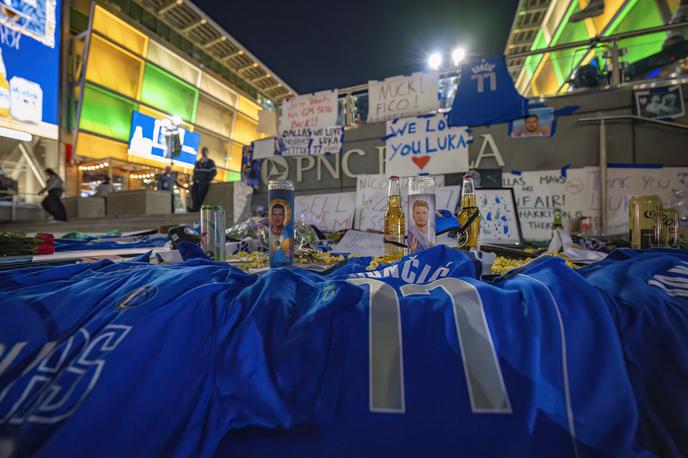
[[428, 52, 442, 70], [451, 47, 466, 66]]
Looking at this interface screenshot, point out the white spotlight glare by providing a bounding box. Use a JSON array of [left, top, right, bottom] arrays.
[[428, 52, 442, 70], [451, 47, 466, 66]]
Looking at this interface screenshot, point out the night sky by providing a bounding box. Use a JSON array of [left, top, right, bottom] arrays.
[[194, 0, 519, 94]]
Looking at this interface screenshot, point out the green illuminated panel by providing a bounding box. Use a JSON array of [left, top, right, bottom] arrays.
[[79, 84, 136, 141], [227, 171, 240, 182], [606, 0, 665, 64], [140, 63, 199, 122]]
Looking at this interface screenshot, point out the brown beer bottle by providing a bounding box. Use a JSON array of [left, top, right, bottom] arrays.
[[457, 175, 480, 250], [384, 176, 406, 258]]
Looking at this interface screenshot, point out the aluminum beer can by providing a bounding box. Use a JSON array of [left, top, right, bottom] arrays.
[[629, 195, 662, 249], [268, 179, 295, 267], [660, 208, 679, 248], [200, 204, 226, 261]]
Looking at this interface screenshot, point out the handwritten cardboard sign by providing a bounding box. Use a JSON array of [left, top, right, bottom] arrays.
[[588, 166, 688, 234], [278, 126, 344, 156], [385, 113, 470, 177], [279, 90, 338, 132], [295, 192, 356, 232], [332, 230, 384, 256], [502, 169, 590, 241], [367, 72, 439, 123], [476, 188, 521, 245], [354, 174, 445, 232]]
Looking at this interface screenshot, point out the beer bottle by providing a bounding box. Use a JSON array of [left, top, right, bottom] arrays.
[[457, 175, 480, 250], [384, 176, 406, 258], [552, 208, 563, 237]]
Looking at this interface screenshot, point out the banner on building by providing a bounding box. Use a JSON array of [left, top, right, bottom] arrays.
[[279, 89, 338, 133], [128, 111, 200, 167], [278, 126, 343, 156], [0, 0, 61, 139], [384, 113, 470, 177], [367, 72, 439, 123]]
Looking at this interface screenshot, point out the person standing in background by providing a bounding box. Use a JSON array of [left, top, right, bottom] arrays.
[[191, 147, 216, 211], [157, 165, 183, 213], [95, 176, 115, 198], [38, 168, 66, 221]]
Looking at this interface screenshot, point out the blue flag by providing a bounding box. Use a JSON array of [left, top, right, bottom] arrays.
[[448, 56, 529, 127]]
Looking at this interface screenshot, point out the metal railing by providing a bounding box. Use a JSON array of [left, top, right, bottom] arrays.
[[332, 21, 688, 129]]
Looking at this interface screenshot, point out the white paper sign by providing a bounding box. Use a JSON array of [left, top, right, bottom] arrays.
[[233, 181, 253, 223], [252, 138, 276, 159], [257, 109, 277, 136], [295, 192, 356, 232], [367, 72, 440, 123], [502, 169, 591, 241], [385, 114, 470, 177], [355, 174, 445, 232], [278, 126, 343, 156], [279, 89, 338, 133], [588, 166, 688, 234], [332, 230, 384, 256], [475, 188, 522, 245]]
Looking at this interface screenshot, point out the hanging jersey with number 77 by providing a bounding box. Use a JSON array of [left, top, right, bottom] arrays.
[[448, 55, 529, 127]]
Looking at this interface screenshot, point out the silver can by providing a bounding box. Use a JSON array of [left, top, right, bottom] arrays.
[[200, 204, 226, 261]]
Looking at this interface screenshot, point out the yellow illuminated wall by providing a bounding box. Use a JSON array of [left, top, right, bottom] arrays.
[[85, 35, 143, 98], [92, 6, 148, 56], [77, 5, 270, 176]]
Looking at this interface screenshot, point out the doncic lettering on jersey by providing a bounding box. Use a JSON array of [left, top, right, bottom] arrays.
[[1, 247, 650, 457], [580, 249, 688, 458]]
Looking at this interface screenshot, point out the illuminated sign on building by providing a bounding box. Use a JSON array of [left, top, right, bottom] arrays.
[[127, 110, 200, 167]]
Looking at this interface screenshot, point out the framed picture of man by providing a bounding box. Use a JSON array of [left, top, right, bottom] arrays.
[[635, 85, 685, 120], [509, 107, 555, 138]]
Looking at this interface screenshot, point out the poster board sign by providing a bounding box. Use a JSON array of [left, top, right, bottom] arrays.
[[257, 108, 277, 136], [332, 230, 384, 256], [476, 188, 523, 246], [0, 0, 61, 139], [295, 191, 355, 232], [279, 89, 338, 132], [355, 174, 444, 232], [278, 126, 343, 156], [385, 113, 470, 177], [367, 72, 439, 123], [233, 181, 253, 223], [589, 166, 688, 234], [502, 169, 590, 241], [251, 137, 276, 160]]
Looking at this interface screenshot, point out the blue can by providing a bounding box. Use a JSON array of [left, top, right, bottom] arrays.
[[268, 180, 295, 267]]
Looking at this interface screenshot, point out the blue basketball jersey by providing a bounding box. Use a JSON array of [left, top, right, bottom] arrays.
[[448, 55, 529, 127], [0, 248, 650, 457], [580, 249, 688, 458]]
